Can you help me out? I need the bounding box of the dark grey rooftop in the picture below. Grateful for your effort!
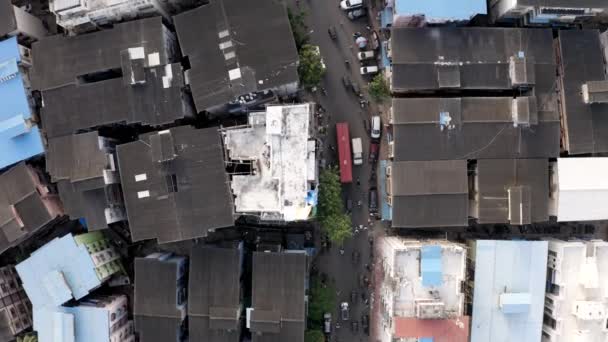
[30,17,170,91]
[134,316,184,342]
[391,160,468,228]
[134,256,184,318]
[117,126,234,244]
[40,63,192,139]
[0,0,16,37]
[0,163,60,254]
[476,159,549,225]
[557,30,608,155]
[189,246,241,342]
[391,97,560,161]
[390,27,555,93]
[173,0,299,112]
[517,0,608,7]
[251,251,306,342]
[46,132,122,230]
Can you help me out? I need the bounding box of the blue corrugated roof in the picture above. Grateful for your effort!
[470,240,548,342]
[394,0,486,21]
[34,305,111,342]
[16,234,102,310]
[379,160,392,220]
[0,37,44,169]
[421,245,442,287]
[420,338,434,342]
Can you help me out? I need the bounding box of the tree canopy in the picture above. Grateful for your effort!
[298,44,326,89]
[287,8,309,51]
[318,167,352,245]
[368,73,390,101]
[305,330,325,342]
[307,278,336,323]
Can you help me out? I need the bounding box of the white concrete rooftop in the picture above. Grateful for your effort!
[379,237,466,319]
[222,103,315,221]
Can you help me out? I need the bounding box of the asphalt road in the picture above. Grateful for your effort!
[291,0,382,341]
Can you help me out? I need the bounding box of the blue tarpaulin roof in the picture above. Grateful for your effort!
[421,245,442,287]
[420,338,434,342]
[395,0,486,21]
[0,37,44,169]
[379,160,392,220]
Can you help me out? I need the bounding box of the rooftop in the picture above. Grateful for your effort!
[40,62,192,139]
[470,240,548,342]
[555,157,608,222]
[222,104,316,221]
[390,160,468,228]
[46,132,124,230]
[30,17,171,91]
[0,37,44,169]
[475,159,549,225]
[0,162,63,255]
[250,251,306,342]
[33,295,134,342]
[543,239,608,342]
[134,254,187,342]
[0,0,16,37]
[117,126,234,243]
[557,30,608,155]
[390,27,556,93]
[189,246,241,342]
[391,97,560,161]
[393,0,486,22]
[15,232,107,310]
[173,0,299,112]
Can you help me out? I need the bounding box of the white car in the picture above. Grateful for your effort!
[357,50,375,61]
[360,65,379,75]
[371,115,381,139]
[340,0,362,10]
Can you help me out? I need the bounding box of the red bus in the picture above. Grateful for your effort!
[336,122,353,183]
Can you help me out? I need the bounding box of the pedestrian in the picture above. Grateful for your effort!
[356,177,360,186]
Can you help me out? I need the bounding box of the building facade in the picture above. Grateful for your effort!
[490,0,608,25]
[0,265,31,341]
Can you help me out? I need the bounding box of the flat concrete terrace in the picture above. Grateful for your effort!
[222,104,315,221]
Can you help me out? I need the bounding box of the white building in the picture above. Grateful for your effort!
[490,0,608,25]
[543,239,608,342]
[550,158,608,222]
[376,237,469,342]
[50,0,198,33]
[221,104,317,222]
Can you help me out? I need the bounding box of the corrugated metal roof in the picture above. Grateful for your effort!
[421,245,442,287]
[394,0,487,21]
[0,37,44,169]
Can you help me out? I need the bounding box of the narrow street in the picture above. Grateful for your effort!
[288,0,384,341]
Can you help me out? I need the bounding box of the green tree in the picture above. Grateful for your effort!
[305,329,325,342]
[298,44,326,89]
[318,167,352,245]
[308,278,336,323]
[369,73,390,101]
[287,8,309,51]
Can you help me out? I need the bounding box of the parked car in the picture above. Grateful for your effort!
[361,314,369,335]
[347,8,367,20]
[340,0,363,10]
[368,187,378,214]
[351,320,359,332]
[371,115,381,139]
[351,290,358,304]
[340,302,350,320]
[324,313,332,334]
[368,142,379,164]
[328,25,337,40]
[360,65,379,75]
[357,50,375,61]
[342,75,352,89]
[351,81,361,97]
[351,251,360,264]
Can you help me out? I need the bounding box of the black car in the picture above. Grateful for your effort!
[328,25,337,40]
[347,8,367,20]
[351,290,358,304]
[351,321,359,332]
[368,187,378,214]
[342,75,352,88]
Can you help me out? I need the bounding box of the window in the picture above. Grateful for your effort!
[165,174,178,193]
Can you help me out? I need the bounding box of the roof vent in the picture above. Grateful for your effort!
[120,47,146,86]
[582,80,608,104]
[150,130,176,163]
[512,97,538,127]
[509,54,535,88]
